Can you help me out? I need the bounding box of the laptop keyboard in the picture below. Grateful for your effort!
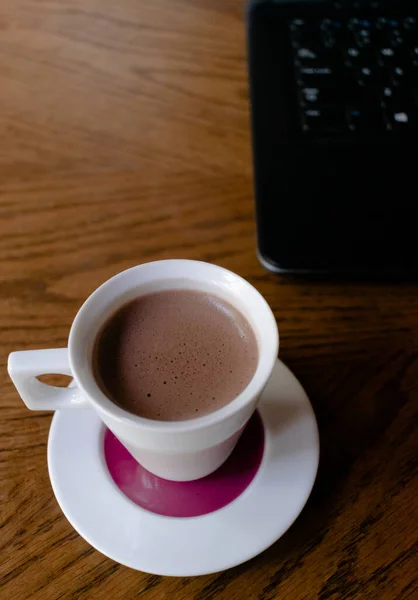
[289,16,418,133]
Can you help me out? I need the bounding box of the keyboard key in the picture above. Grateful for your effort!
[347,108,385,132]
[348,17,374,47]
[294,48,337,68]
[375,66,411,91]
[403,17,417,30]
[297,66,334,80]
[290,23,323,52]
[299,83,340,106]
[388,66,408,85]
[295,47,319,61]
[412,82,418,105]
[345,79,378,107]
[380,85,414,108]
[289,18,306,30]
[344,46,376,66]
[351,65,379,86]
[403,19,418,51]
[320,18,343,48]
[302,108,347,133]
[385,109,417,131]
[378,46,407,65]
[375,18,404,47]
[403,17,417,40]
[355,28,373,48]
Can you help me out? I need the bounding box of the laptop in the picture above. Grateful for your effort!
[248,0,418,276]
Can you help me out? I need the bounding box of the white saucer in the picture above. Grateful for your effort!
[48,360,319,576]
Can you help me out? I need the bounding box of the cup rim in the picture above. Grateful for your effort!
[68,260,279,433]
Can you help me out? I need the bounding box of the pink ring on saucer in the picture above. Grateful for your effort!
[104,412,264,517]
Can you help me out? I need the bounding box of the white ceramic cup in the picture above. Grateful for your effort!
[8,260,279,481]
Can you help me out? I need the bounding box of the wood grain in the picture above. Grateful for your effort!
[1,1,417,599]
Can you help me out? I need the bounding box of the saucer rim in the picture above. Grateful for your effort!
[48,359,319,576]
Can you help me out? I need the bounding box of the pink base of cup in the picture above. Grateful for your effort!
[104,412,264,518]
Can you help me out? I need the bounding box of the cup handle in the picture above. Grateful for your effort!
[8,348,87,411]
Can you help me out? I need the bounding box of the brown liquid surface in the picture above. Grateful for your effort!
[94,290,258,421]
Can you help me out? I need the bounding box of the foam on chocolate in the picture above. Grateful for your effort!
[94,289,258,421]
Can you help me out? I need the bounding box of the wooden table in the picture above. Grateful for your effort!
[1,1,417,598]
